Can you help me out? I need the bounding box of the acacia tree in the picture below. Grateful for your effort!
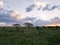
[23,22,33,27]
[13,24,20,27]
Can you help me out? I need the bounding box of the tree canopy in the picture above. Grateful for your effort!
[13,24,20,27]
[23,22,33,27]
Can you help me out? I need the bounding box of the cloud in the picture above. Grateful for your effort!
[0,7,38,26]
[22,16,60,26]
[46,17,60,26]
[42,5,59,11]
[0,8,26,26]
[32,19,50,26]
[0,1,60,26]
[10,10,25,20]
[0,1,26,23]
[26,2,60,12]
[26,4,35,12]
[28,17,60,26]
[50,17,60,24]
[23,16,36,21]
[0,1,4,9]
[0,9,60,26]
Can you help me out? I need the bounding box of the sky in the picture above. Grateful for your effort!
[0,0,60,26]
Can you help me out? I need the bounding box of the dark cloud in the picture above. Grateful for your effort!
[0,8,25,25]
[42,5,59,11]
[50,17,60,24]
[26,3,60,12]
[26,4,35,12]
[32,19,50,26]
[23,16,36,21]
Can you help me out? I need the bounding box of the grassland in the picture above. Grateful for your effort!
[0,26,60,45]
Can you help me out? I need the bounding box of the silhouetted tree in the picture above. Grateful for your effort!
[23,22,33,27]
[13,24,20,27]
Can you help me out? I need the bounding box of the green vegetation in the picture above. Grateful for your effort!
[0,26,60,45]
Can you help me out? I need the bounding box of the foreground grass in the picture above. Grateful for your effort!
[0,26,60,45]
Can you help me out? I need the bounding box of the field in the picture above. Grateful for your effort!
[0,26,60,45]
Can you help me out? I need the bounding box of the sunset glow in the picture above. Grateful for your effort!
[47,24,60,26]
[34,1,46,7]
[16,15,25,20]
[0,1,4,8]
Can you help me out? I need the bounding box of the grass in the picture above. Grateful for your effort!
[0,26,60,45]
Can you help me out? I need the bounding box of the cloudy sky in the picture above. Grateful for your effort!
[0,0,60,26]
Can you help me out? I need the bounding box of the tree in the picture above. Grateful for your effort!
[13,24,20,27]
[23,22,33,27]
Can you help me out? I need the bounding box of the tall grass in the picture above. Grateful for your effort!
[0,26,60,45]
